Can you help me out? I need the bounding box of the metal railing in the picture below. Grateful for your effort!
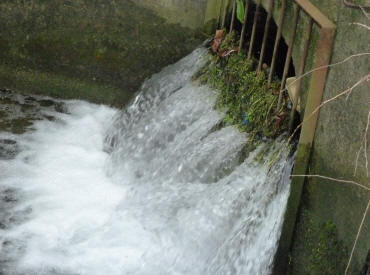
[219,0,336,273]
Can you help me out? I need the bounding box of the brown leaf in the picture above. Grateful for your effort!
[211,29,224,53]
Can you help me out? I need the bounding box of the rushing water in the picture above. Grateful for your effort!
[0,47,294,275]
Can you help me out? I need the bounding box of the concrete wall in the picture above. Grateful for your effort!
[0,0,203,106]
[253,1,370,273]
[135,0,224,30]
[135,0,207,29]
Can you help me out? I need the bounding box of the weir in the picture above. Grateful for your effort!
[1,0,369,274]
[0,47,295,274]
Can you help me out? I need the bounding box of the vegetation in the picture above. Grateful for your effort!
[196,32,290,143]
[0,0,202,106]
[290,208,347,275]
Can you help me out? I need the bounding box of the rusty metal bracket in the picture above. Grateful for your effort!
[273,0,336,274]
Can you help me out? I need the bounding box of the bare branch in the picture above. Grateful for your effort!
[351,22,370,30]
[354,135,364,176]
[284,53,370,96]
[291,174,370,192]
[365,110,370,177]
[288,73,370,144]
[345,198,370,275]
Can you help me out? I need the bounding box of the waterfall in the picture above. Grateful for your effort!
[0,47,294,275]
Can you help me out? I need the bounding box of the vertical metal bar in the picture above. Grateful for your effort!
[268,0,287,86]
[273,1,336,274]
[239,0,250,50]
[289,18,313,132]
[273,27,336,275]
[229,0,237,33]
[221,0,228,29]
[247,0,261,59]
[277,4,300,111]
[257,0,274,71]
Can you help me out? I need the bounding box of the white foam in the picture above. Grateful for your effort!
[0,48,293,275]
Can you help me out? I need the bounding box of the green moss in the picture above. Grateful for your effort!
[196,33,289,144]
[0,0,202,105]
[289,208,347,275]
[218,31,238,53]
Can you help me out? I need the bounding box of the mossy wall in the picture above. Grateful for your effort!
[250,1,370,273]
[134,0,208,29]
[0,0,203,106]
[135,0,225,32]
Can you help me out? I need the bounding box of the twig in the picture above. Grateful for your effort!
[291,174,370,192]
[351,22,370,30]
[283,53,370,96]
[354,135,364,176]
[345,198,370,275]
[288,73,370,144]
[344,0,370,10]
[364,110,370,177]
[360,5,370,20]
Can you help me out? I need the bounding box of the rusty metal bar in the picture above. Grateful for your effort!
[295,0,335,29]
[229,0,237,33]
[273,1,336,274]
[289,18,313,132]
[221,0,229,29]
[268,0,287,86]
[247,0,261,59]
[277,4,300,111]
[239,0,250,50]
[257,0,274,72]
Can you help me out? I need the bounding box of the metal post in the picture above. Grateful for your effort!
[289,18,313,132]
[221,0,229,29]
[229,0,237,33]
[247,0,261,59]
[277,4,300,111]
[268,0,287,86]
[257,0,274,72]
[273,1,336,273]
[239,0,250,51]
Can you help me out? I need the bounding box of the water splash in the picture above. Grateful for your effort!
[0,47,294,275]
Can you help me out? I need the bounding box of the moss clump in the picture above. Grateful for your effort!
[218,30,238,53]
[289,209,347,275]
[197,33,289,143]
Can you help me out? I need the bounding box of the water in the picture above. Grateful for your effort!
[0,47,294,275]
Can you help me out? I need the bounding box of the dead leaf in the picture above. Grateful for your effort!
[211,29,224,53]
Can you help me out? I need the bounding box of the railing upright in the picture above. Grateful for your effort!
[257,0,274,72]
[268,0,287,87]
[289,18,313,132]
[239,0,250,50]
[247,0,261,59]
[229,0,237,33]
[277,4,300,111]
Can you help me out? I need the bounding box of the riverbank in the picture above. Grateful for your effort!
[0,0,203,107]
